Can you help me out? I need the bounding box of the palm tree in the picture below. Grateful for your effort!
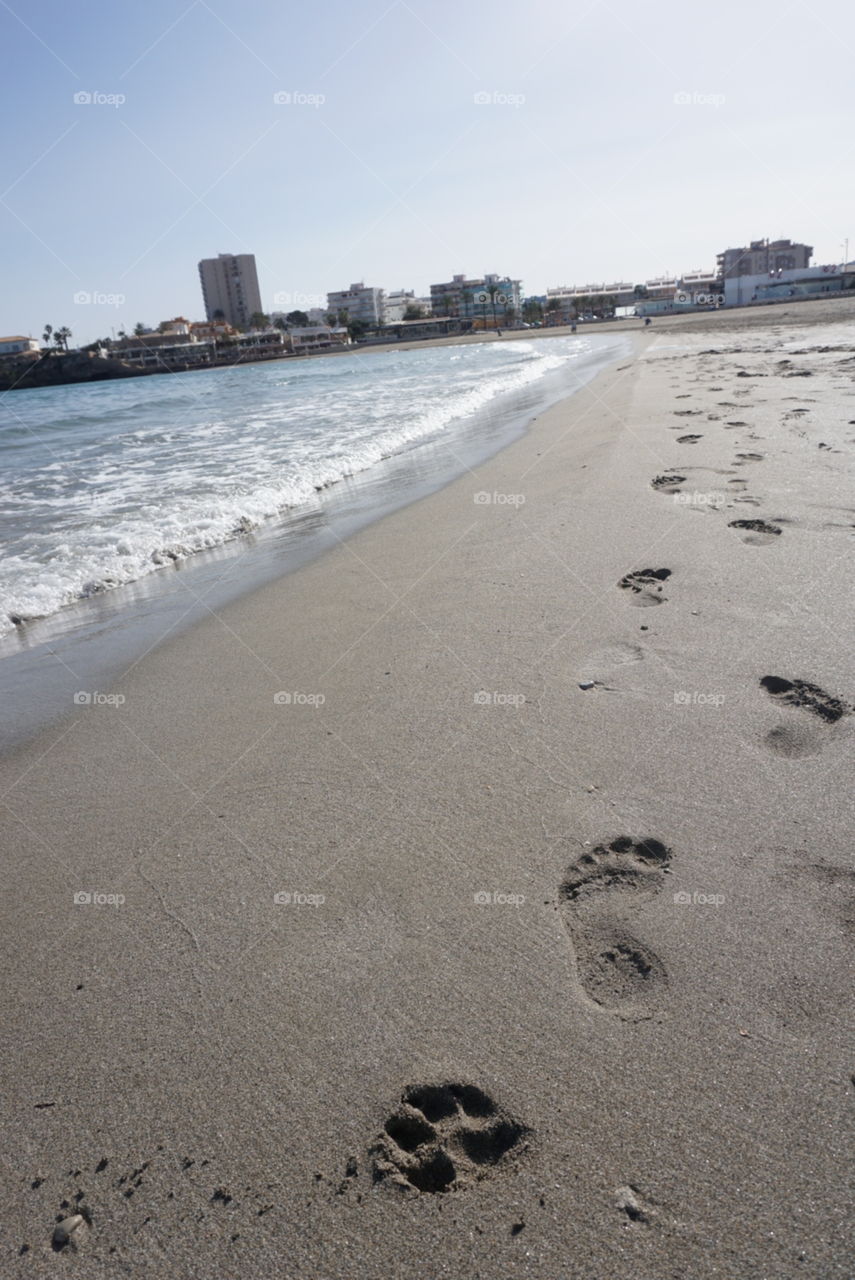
[55,326,72,351]
[42,324,53,349]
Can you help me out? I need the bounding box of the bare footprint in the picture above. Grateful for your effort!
[651,474,686,493]
[618,568,671,606]
[760,676,850,723]
[559,837,672,1019]
[728,518,782,544]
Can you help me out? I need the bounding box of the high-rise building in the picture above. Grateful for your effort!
[198,253,263,329]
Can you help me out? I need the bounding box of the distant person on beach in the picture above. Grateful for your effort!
[644,317,651,326]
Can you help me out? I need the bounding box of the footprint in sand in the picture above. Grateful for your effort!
[370,1084,529,1194]
[760,676,851,757]
[559,836,672,1020]
[728,518,782,545]
[618,568,671,606]
[760,676,850,723]
[676,434,703,444]
[651,474,686,493]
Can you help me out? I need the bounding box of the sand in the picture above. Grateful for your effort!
[2,298,854,1277]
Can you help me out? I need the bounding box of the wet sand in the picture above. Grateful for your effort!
[2,299,854,1277]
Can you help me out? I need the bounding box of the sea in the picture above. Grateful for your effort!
[0,333,628,746]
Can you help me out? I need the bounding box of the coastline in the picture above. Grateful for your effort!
[3,302,853,1277]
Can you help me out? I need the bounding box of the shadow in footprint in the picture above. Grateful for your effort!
[676,434,702,444]
[728,518,782,545]
[760,676,850,724]
[651,474,685,493]
[559,837,672,1020]
[618,568,671,607]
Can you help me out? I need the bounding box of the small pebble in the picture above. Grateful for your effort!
[578,680,595,690]
[53,1214,84,1247]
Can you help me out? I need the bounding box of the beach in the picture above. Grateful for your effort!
[2,299,853,1277]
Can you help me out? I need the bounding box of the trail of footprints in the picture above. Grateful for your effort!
[29,361,855,1252]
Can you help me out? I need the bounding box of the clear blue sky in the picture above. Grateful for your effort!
[1,0,851,344]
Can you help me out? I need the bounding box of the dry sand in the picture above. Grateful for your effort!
[2,299,854,1277]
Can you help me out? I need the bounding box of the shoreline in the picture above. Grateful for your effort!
[0,332,630,753]
[3,300,853,1276]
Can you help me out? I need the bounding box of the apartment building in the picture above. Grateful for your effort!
[717,239,812,280]
[198,253,263,329]
[430,274,521,325]
[326,282,385,326]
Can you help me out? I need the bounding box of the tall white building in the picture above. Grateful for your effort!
[198,253,263,329]
[326,282,385,326]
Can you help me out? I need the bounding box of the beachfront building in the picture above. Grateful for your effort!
[326,282,385,326]
[674,269,722,304]
[429,274,521,327]
[0,335,40,356]
[289,325,351,354]
[545,282,635,322]
[198,253,263,330]
[723,261,855,308]
[383,290,432,323]
[717,239,812,283]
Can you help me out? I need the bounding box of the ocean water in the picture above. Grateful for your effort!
[0,335,610,637]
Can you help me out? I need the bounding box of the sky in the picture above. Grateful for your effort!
[1,0,851,345]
